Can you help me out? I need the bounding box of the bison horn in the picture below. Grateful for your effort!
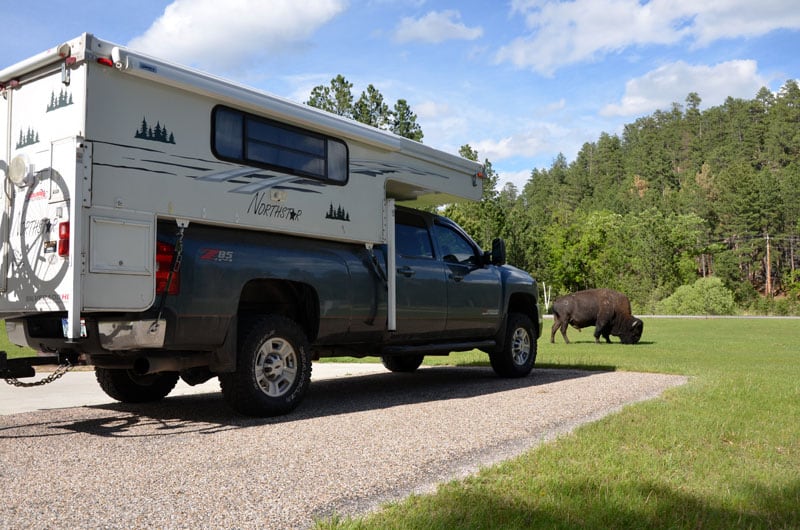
[632,321,640,327]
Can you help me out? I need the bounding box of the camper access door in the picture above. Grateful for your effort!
[0,53,87,339]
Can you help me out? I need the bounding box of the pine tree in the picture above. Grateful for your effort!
[306,75,354,118]
[391,99,423,142]
[353,85,390,129]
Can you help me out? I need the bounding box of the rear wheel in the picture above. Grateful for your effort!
[95,367,179,403]
[220,315,312,417]
[490,313,536,377]
[381,354,424,373]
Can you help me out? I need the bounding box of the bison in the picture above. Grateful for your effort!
[550,288,643,344]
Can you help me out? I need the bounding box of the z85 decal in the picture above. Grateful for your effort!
[199,249,234,263]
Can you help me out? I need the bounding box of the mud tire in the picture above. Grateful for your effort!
[219,315,312,417]
[95,367,179,403]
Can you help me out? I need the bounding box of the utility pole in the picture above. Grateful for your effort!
[765,234,772,297]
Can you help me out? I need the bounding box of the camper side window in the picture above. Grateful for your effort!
[212,106,348,184]
[214,108,243,159]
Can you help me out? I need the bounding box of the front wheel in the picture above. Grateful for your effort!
[95,367,179,403]
[220,315,312,417]
[490,313,536,378]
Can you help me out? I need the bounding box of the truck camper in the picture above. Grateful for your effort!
[0,34,541,415]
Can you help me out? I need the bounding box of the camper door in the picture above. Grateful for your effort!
[0,65,86,338]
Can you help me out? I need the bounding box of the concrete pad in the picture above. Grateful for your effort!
[0,362,389,415]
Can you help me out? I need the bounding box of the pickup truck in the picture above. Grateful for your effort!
[5,206,541,416]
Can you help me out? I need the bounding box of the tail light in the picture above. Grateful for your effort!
[57,222,70,257]
[155,241,180,295]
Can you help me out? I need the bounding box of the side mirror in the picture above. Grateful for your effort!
[491,238,506,265]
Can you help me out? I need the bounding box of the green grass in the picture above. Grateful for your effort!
[316,318,800,529]
[0,324,35,359]
[5,318,799,527]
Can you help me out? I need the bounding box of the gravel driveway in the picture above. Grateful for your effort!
[0,365,686,529]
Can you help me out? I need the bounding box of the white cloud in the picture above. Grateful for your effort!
[601,60,766,117]
[497,0,800,75]
[420,112,471,151]
[542,98,566,114]
[411,90,581,177]
[394,10,483,44]
[496,169,533,192]
[474,136,531,161]
[472,121,569,162]
[415,100,452,119]
[281,73,341,105]
[688,0,800,46]
[128,0,346,73]
[400,93,589,189]
[497,0,683,75]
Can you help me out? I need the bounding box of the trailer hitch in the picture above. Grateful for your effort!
[1,352,73,387]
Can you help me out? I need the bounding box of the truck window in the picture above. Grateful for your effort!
[433,222,478,264]
[212,106,348,184]
[395,210,434,259]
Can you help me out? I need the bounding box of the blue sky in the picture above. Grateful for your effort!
[3,0,799,190]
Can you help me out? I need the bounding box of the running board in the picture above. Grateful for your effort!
[381,340,495,356]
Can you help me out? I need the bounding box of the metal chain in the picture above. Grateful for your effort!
[3,360,72,387]
[172,225,185,276]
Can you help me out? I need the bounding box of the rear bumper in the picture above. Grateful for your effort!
[96,320,166,350]
[5,316,166,354]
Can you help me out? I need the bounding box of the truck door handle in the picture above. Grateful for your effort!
[450,273,464,282]
[397,266,416,277]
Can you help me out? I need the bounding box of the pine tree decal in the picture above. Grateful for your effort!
[134,116,176,144]
[16,127,40,148]
[46,89,74,112]
[325,203,350,221]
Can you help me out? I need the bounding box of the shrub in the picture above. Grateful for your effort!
[787,270,800,301]
[657,277,737,315]
[745,296,800,316]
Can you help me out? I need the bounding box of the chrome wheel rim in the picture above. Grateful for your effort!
[511,327,531,366]
[253,337,298,397]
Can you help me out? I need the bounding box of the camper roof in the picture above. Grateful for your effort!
[1,33,485,205]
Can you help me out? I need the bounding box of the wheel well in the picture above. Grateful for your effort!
[237,279,319,341]
[508,292,539,335]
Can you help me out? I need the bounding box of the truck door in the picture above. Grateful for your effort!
[392,209,447,339]
[432,220,502,338]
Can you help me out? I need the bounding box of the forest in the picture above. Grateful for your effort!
[307,77,800,314]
